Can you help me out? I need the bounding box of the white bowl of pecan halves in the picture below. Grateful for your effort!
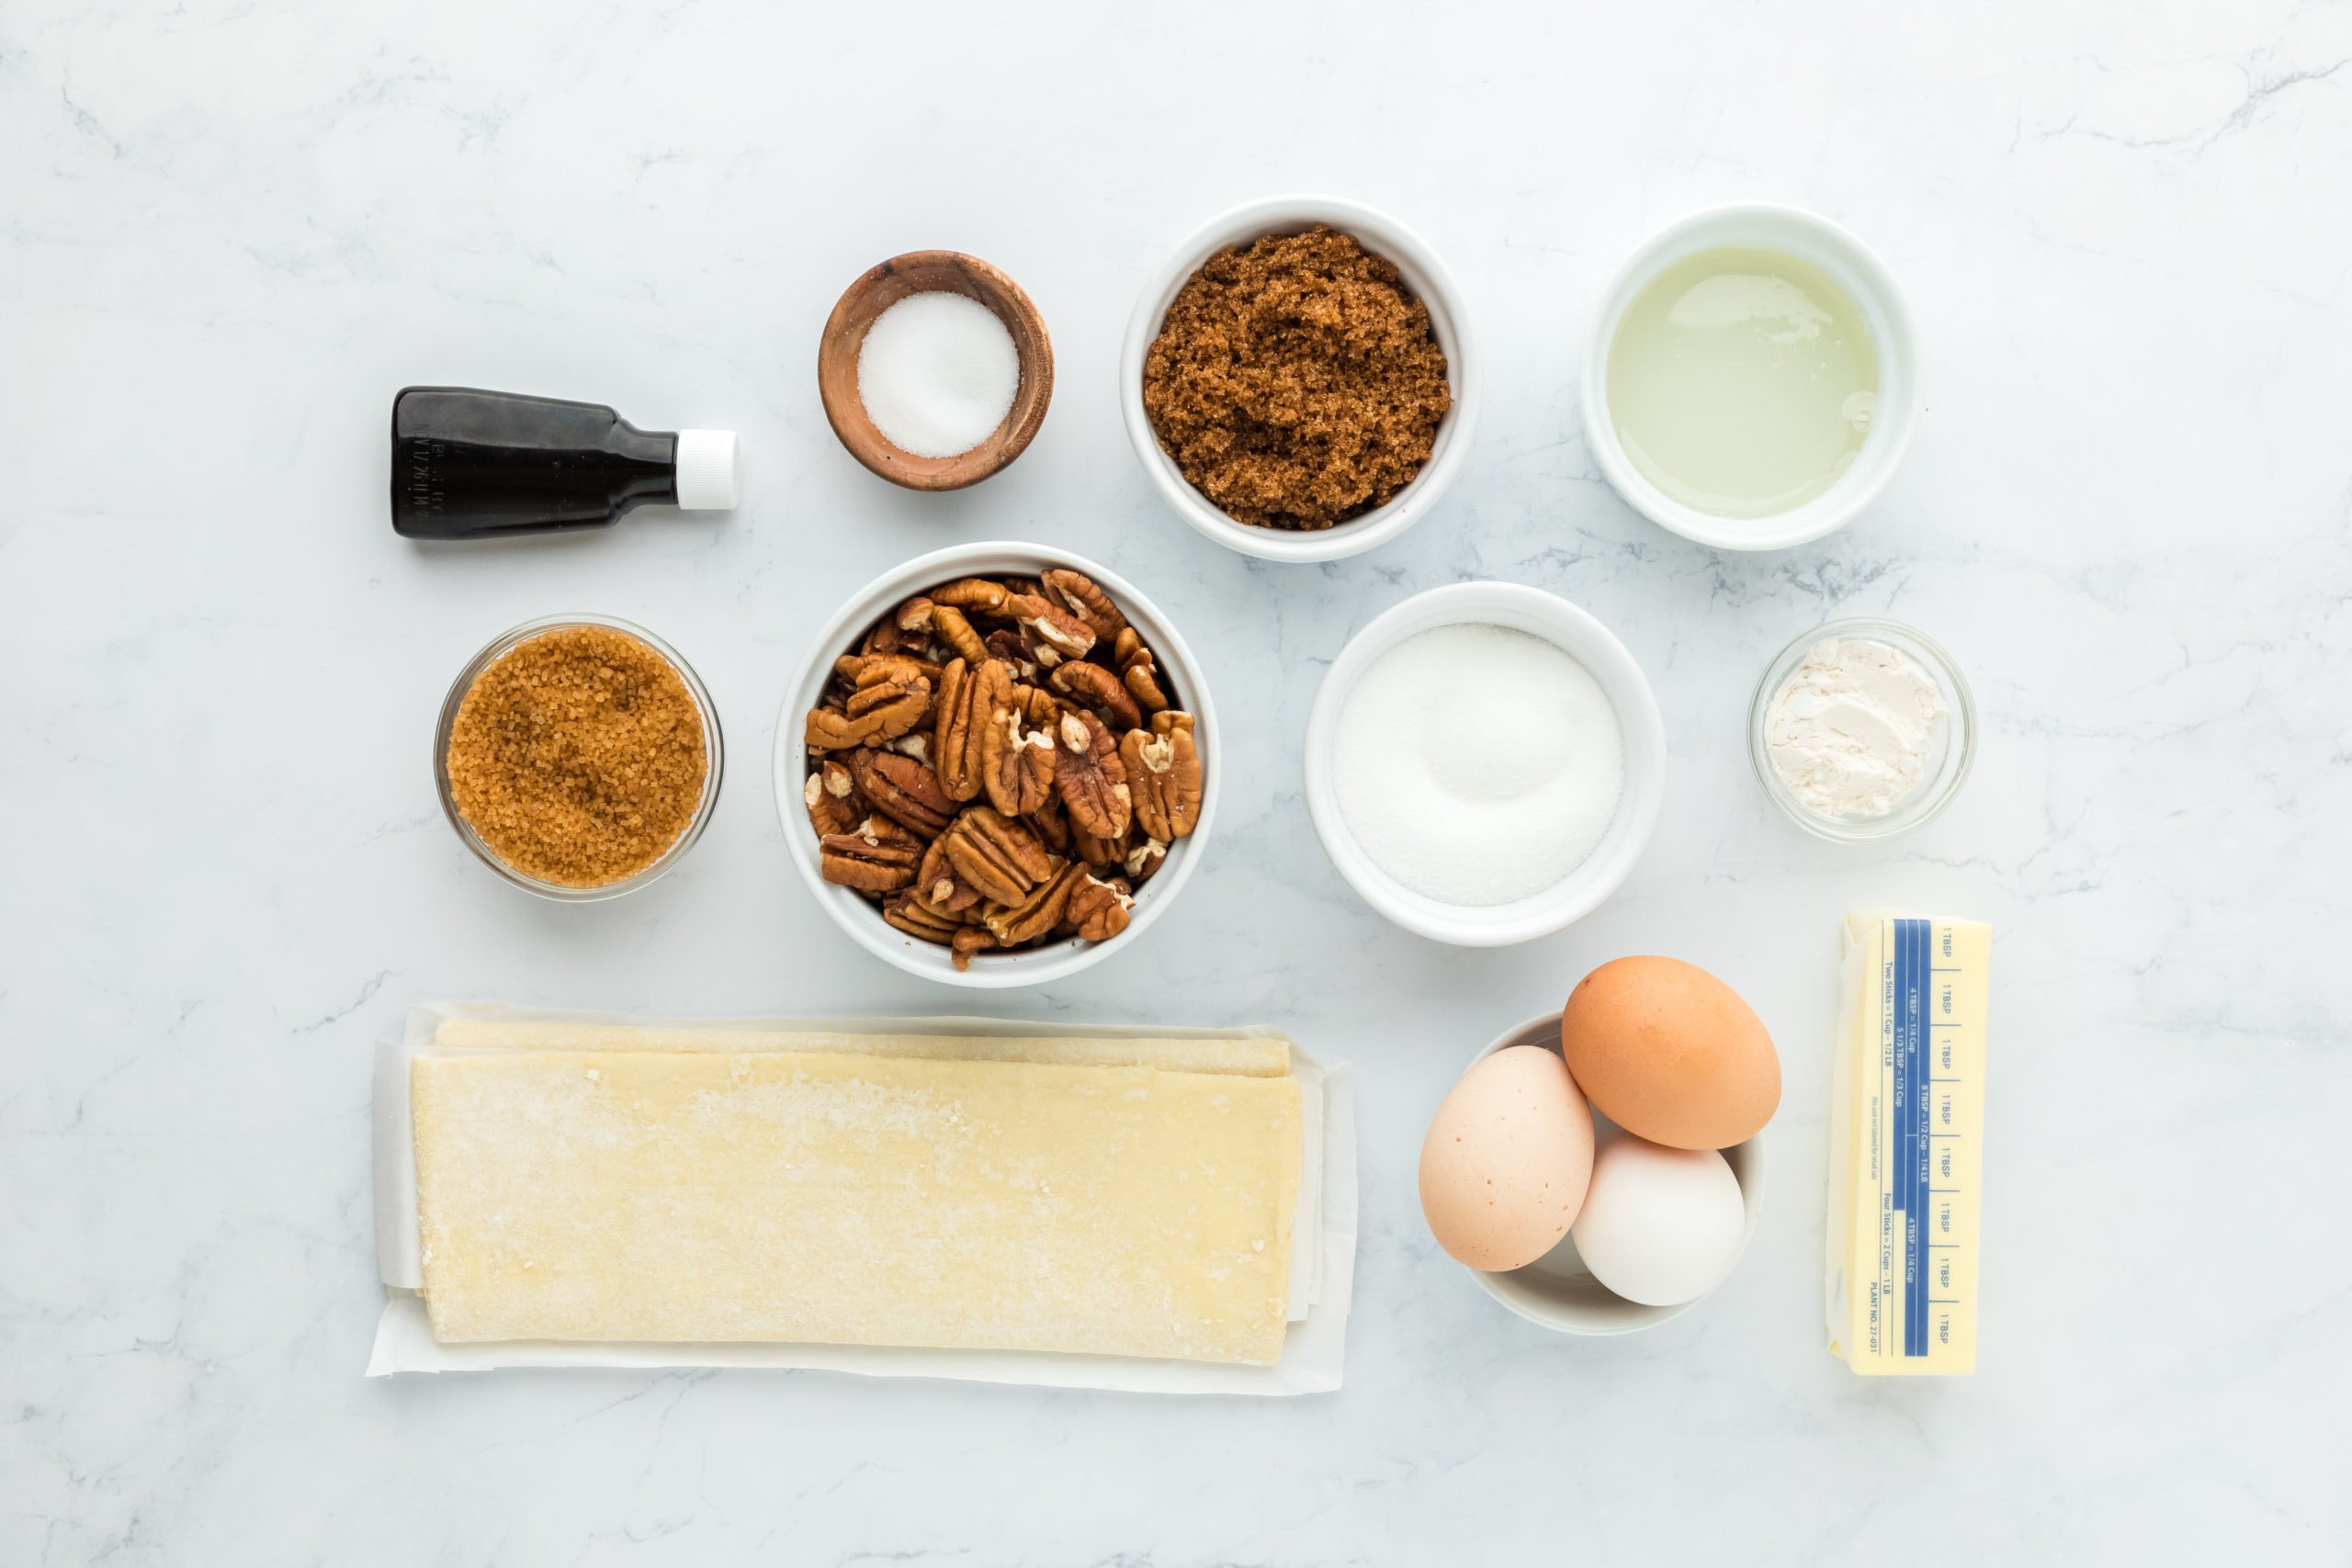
[775,543,1216,987]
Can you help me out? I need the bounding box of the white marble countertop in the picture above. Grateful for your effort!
[6,1,2349,1562]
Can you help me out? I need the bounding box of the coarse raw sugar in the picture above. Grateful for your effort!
[1142,226,1452,531]
[445,625,709,887]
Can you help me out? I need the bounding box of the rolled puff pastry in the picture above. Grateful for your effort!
[413,1049,1300,1365]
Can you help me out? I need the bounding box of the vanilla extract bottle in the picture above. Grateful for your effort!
[390,387,738,540]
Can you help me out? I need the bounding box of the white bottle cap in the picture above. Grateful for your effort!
[673,430,739,511]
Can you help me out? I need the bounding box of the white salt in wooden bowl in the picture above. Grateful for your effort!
[818,251,1053,491]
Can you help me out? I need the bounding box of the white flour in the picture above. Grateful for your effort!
[1333,624,1623,906]
[1764,637,1947,817]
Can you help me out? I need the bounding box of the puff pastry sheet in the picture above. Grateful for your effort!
[432,1016,1292,1076]
[413,1048,1301,1365]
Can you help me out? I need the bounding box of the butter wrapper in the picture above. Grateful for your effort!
[1826,915,1990,1375]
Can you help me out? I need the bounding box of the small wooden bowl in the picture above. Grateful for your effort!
[817,251,1054,491]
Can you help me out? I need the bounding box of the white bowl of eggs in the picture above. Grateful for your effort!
[1419,958,1777,1335]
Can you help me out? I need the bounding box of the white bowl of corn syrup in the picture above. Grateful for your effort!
[1583,204,1918,552]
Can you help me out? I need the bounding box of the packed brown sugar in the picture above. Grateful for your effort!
[1142,227,1452,531]
[445,626,708,886]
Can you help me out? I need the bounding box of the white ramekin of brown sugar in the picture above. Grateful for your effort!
[1121,194,1481,564]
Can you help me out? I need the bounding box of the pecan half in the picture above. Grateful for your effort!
[1009,682,1060,729]
[1114,627,1170,714]
[1023,794,1071,855]
[933,657,1013,804]
[982,860,1082,945]
[929,604,989,667]
[981,702,1057,818]
[949,926,999,971]
[834,652,944,691]
[1053,708,1132,840]
[820,815,922,892]
[1048,658,1143,731]
[940,806,1054,906]
[803,757,865,838]
[985,628,1039,679]
[850,748,955,838]
[1122,711,1203,841]
[1124,835,1169,883]
[807,660,932,751]
[882,892,963,945]
[1124,662,1168,715]
[1004,592,1096,665]
[933,659,975,795]
[933,577,1011,616]
[988,719,1053,818]
[1071,818,1130,869]
[1066,873,1135,943]
[1041,568,1127,644]
[914,835,980,913]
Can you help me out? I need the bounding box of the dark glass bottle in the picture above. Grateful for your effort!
[390,387,737,540]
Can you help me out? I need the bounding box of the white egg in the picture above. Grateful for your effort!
[1570,1134,1747,1307]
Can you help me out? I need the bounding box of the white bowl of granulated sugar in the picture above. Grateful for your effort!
[1303,581,1666,946]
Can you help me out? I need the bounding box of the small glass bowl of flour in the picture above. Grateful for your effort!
[1748,618,1975,841]
[1306,582,1666,945]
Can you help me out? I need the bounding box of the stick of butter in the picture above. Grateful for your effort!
[1826,913,1990,1374]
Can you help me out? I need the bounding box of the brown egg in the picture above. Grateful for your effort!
[1560,956,1779,1150]
[1419,1045,1595,1271]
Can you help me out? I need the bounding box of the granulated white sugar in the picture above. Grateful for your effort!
[856,291,1020,458]
[1332,623,1624,906]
